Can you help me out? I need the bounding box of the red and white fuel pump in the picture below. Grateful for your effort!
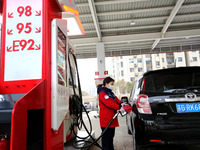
[0,0,85,149]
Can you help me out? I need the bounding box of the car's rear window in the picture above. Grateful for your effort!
[144,70,200,93]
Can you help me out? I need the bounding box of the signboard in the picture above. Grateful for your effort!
[95,71,99,76]
[104,71,108,75]
[5,0,43,81]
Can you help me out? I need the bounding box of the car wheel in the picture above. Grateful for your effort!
[132,126,140,150]
[132,126,148,150]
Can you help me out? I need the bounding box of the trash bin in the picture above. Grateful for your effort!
[0,140,9,150]
[0,132,10,150]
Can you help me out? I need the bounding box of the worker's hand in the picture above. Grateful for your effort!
[121,102,126,107]
[119,106,125,113]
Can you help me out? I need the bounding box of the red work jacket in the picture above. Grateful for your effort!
[99,91,123,128]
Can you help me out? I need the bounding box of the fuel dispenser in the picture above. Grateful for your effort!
[0,0,85,150]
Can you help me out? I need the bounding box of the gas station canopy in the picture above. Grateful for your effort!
[69,0,200,59]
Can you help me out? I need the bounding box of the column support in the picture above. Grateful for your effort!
[96,42,105,80]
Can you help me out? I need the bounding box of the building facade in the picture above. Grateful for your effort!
[111,51,200,82]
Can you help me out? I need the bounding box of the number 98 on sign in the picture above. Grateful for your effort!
[17,6,32,17]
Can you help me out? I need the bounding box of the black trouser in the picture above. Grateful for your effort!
[101,127,115,150]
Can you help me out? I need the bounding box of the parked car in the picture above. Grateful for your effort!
[125,67,200,150]
[83,102,92,113]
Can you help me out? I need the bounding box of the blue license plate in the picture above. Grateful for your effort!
[176,103,200,113]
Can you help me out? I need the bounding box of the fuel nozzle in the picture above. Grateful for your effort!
[119,105,133,117]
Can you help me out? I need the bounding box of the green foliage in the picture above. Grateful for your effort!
[82,91,89,96]
[127,82,134,93]
[113,80,134,94]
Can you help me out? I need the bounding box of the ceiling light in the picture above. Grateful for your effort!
[62,12,85,36]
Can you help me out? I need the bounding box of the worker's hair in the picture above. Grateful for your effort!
[103,77,115,86]
[97,84,103,88]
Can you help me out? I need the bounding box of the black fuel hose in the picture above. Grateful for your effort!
[68,52,102,149]
[68,52,121,149]
[73,111,120,149]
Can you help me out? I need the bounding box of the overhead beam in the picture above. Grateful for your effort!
[82,13,200,26]
[75,39,200,52]
[94,0,149,5]
[87,0,102,41]
[71,29,200,46]
[80,6,174,18]
[162,0,185,34]
[84,21,200,33]
[85,24,163,33]
[76,44,200,59]
[152,0,185,50]
[82,16,168,26]
[76,0,150,7]
[76,43,153,51]
[75,41,200,53]
[79,3,200,18]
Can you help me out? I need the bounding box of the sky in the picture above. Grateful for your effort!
[77,57,113,96]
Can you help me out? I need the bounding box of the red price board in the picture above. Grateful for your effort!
[5,0,43,81]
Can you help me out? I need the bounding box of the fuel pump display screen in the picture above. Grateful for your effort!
[51,19,69,131]
[57,28,67,86]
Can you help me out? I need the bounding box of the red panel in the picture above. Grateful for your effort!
[0,0,42,94]
[10,80,45,150]
[1,0,6,88]
[66,126,77,143]
[51,123,64,150]
[0,140,10,150]
[0,80,42,94]
[42,0,62,150]
[1,0,65,149]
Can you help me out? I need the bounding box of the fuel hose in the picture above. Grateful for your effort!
[68,51,123,149]
[68,51,102,149]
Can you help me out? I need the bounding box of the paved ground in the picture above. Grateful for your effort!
[84,111,133,150]
[65,111,200,150]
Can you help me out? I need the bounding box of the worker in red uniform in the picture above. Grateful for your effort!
[97,77,125,150]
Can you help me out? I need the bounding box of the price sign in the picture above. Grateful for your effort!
[5,0,43,81]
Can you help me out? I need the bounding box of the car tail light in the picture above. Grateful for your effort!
[136,94,152,114]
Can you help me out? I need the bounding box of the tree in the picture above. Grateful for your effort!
[113,80,134,94]
[82,91,89,96]
[127,82,134,93]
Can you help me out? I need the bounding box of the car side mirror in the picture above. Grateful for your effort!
[121,96,128,103]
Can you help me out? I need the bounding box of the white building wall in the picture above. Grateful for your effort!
[174,52,186,67]
[185,51,200,66]
[111,51,200,82]
[151,54,156,70]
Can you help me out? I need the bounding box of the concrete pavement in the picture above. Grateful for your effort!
[82,111,133,150]
[65,111,200,150]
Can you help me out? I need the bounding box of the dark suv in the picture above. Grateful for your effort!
[126,67,200,150]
